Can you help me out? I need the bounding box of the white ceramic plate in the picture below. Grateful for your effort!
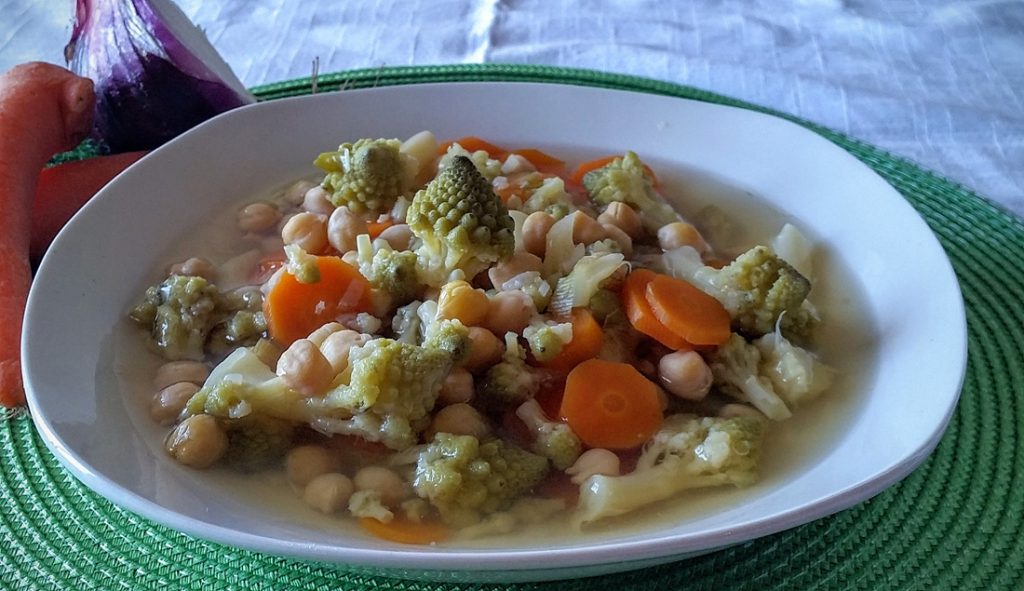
[22,82,967,583]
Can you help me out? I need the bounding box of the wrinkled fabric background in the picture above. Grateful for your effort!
[2,0,1021,217]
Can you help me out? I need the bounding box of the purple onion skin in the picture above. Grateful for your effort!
[66,0,254,153]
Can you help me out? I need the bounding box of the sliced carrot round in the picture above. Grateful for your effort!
[263,255,373,346]
[621,269,692,350]
[359,517,450,545]
[560,359,664,450]
[539,308,605,373]
[646,274,731,346]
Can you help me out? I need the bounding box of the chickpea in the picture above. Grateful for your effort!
[302,185,336,215]
[283,179,317,205]
[237,201,281,234]
[437,280,489,326]
[286,445,342,488]
[302,473,354,514]
[438,368,474,404]
[597,202,643,240]
[483,291,536,336]
[488,252,543,290]
[377,223,414,251]
[658,350,713,401]
[600,223,633,257]
[166,257,215,280]
[463,327,505,372]
[566,449,621,485]
[281,212,328,253]
[353,466,409,506]
[150,382,199,426]
[426,403,491,441]
[571,212,608,245]
[320,330,371,374]
[658,222,710,253]
[276,339,335,396]
[165,415,228,469]
[306,322,345,348]
[326,206,368,254]
[522,211,556,258]
[153,361,209,391]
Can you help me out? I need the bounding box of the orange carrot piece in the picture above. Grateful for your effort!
[569,155,617,186]
[366,219,395,239]
[359,517,450,545]
[539,308,604,372]
[438,136,507,158]
[0,63,95,407]
[646,274,732,346]
[263,256,373,346]
[509,148,566,175]
[560,359,664,450]
[621,269,692,351]
[31,151,147,261]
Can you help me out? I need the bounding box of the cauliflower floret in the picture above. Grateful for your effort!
[407,155,515,285]
[582,151,680,234]
[575,414,764,526]
[515,399,582,470]
[413,433,549,527]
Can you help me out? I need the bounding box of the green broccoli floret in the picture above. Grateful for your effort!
[413,433,550,527]
[314,338,454,449]
[475,333,543,412]
[575,413,764,526]
[315,138,409,213]
[407,155,515,284]
[222,414,295,472]
[515,399,582,470]
[582,151,680,234]
[130,275,219,360]
[664,245,815,339]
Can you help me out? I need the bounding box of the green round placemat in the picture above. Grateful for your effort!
[3,64,1022,590]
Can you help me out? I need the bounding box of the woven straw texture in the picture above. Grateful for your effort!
[2,64,1022,590]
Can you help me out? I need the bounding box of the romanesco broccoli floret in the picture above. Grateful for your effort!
[314,338,453,449]
[476,333,543,412]
[664,245,815,339]
[422,318,472,367]
[206,286,268,354]
[355,235,421,307]
[315,138,410,213]
[222,413,295,472]
[582,151,680,234]
[521,176,577,218]
[283,244,320,284]
[407,155,515,284]
[413,433,550,527]
[515,399,582,470]
[575,414,763,525]
[130,275,219,360]
[439,142,503,180]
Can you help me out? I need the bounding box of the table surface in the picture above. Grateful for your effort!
[2,0,1021,218]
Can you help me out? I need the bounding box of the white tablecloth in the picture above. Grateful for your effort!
[3,0,1021,217]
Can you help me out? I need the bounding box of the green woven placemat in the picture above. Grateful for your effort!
[3,64,1022,590]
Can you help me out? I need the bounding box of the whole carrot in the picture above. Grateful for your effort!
[0,62,95,407]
